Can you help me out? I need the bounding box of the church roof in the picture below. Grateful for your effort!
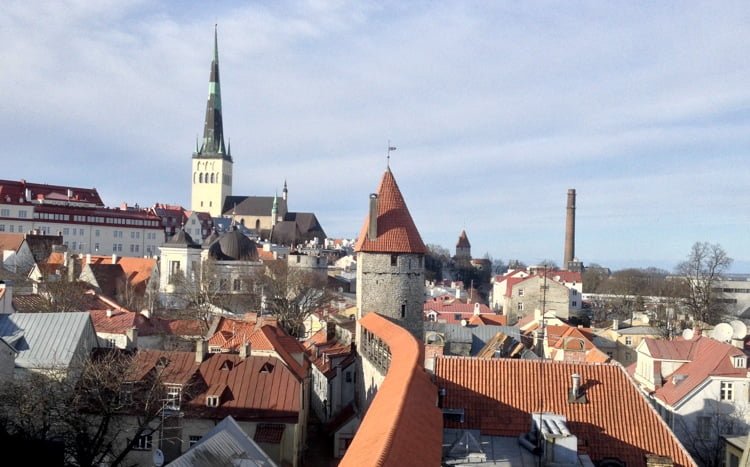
[194,26,230,161]
[354,168,426,254]
[208,228,259,261]
[222,195,287,218]
[456,229,471,248]
[164,229,201,248]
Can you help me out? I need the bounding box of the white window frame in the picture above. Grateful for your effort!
[166,384,182,410]
[721,381,734,401]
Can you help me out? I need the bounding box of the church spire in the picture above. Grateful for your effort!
[199,24,229,160]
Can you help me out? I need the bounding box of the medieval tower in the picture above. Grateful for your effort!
[355,167,427,341]
[454,229,472,261]
[191,26,233,217]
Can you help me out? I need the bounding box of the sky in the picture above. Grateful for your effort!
[2,1,750,272]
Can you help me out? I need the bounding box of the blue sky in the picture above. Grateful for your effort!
[2,1,749,272]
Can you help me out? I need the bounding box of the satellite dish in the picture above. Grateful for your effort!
[460,319,468,327]
[712,323,733,343]
[153,449,164,467]
[682,328,694,340]
[730,320,748,340]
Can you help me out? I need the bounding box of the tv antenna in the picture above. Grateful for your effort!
[387,140,396,168]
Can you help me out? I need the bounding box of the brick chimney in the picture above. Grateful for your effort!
[563,188,576,270]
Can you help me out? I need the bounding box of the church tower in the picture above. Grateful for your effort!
[355,167,427,340]
[191,26,233,217]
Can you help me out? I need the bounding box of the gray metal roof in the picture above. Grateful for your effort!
[616,326,663,336]
[169,415,276,467]
[0,312,97,369]
[424,322,521,355]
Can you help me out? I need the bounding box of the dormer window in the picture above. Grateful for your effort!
[732,355,747,369]
[206,395,220,407]
[260,362,275,374]
[165,385,182,410]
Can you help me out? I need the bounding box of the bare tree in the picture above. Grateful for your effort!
[36,276,93,313]
[675,242,733,325]
[0,350,173,467]
[250,260,332,338]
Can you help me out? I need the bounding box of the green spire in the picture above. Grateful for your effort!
[198,24,230,160]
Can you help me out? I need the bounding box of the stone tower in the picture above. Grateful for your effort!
[454,229,472,261]
[191,26,233,217]
[355,167,427,340]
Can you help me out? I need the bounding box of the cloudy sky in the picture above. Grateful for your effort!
[2,1,749,272]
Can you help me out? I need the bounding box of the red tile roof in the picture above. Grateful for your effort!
[340,313,442,467]
[0,233,25,252]
[303,328,354,378]
[647,335,748,406]
[132,350,301,422]
[456,230,470,248]
[434,357,695,467]
[354,168,427,254]
[468,314,508,326]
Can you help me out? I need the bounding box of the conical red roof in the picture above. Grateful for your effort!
[354,168,427,254]
[456,229,471,248]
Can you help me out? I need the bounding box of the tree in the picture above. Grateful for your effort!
[0,350,174,467]
[425,244,450,282]
[675,242,732,325]
[37,276,94,313]
[249,260,332,338]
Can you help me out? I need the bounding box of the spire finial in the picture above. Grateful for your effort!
[387,140,396,168]
[214,23,219,62]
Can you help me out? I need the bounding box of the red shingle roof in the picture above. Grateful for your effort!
[648,336,748,406]
[340,313,442,467]
[354,168,426,254]
[435,357,695,467]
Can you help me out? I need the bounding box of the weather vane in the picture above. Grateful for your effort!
[387,140,396,167]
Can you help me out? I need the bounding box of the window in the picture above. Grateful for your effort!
[18,210,27,218]
[401,304,406,318]
[517,302,524,311]
[625,337,633,346]
[134,434,153,450]
[94,243,99,251]
[206,395,220,407]
[63,228,69,235]
[166,385,181,410]
[0,208,9,216]
[0,225,4,232]
[233,279,241,291]
[120,382,134,405]
[721,381,734,401]
[189,435,201,448]
[391,254,398,266]
[571,301,577,307]
[8,225,13,232]
[95,229,100,237]
[345,372,353,383]
[170,261,181,275]
[518,288,524,297]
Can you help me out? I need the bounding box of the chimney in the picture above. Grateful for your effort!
[195,339,208,363]
[368,193,379,240]
[473,302,481,316]
[326,321,336,342]
[67,188,73,199]
[86,253,91,265]
[612,319,619,331]
[112,253,118,264]
[239,341,250,360]
[563,188,576,270]
[0,281,13,314]
[106,309,113,318]
[569,373,587,403]
[126,327,138,350]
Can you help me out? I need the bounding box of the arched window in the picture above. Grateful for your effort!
[255,219,261,230]
[193,172,196,183]
[199,173,203,183]
[210,173,215,183]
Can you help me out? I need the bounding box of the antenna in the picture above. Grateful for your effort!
[387,140,396,168]
[536,264,549,460]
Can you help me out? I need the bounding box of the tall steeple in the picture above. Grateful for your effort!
[199,24,230,160]
[191,26,234,217]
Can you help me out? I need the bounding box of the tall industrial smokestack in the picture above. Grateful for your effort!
[564,188,576,270]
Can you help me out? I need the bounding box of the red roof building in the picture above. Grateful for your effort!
[435,357,695,466]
